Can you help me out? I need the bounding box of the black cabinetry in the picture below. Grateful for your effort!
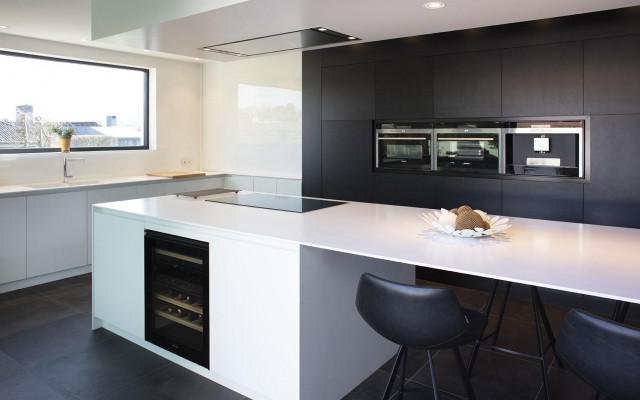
[502,42,583,117]
[584,34,640,115]
[435,176,502,214]
[374,58,434,119]
[321,64,374,120]
[321,121,374,201]
[434,50,501,118]
[502,180,583,222]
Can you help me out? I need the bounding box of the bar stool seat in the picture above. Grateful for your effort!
[556,309,640,400]
[356,273,487,400]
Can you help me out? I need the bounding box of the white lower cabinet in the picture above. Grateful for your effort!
[93,211,145,338]
[26,191,88,278]
[0,197,27,285]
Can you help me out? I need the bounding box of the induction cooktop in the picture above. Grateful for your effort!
[205,193,345,213]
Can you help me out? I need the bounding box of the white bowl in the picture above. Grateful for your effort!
[422,208,511,238]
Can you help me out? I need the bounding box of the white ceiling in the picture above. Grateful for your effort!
[1,0,639,62]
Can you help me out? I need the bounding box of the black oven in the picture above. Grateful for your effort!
[375,123,433,172]
[435,122,502,174]
[145,230,209,368]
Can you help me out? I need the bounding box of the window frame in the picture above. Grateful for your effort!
[0,50,150,154]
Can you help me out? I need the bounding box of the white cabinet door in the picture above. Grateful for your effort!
[93,211,145,338]
[26,191,88,278]
[87,186,139,263]
[0,197,27,284]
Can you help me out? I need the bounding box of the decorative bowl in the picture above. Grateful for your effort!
[421,208,511,238]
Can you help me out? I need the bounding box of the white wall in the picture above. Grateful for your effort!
[0,33,203,185]
[202,52,302,179]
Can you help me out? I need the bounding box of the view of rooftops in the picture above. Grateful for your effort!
[0,51,147,151]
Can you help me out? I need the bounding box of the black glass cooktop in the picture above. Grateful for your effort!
[205,193,345,213]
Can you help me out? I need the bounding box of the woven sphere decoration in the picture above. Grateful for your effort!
[457,205,473,214]
[449,208,459,215]
[455,210,489,231]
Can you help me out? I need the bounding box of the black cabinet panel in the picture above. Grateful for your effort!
[321,64,374,120]
[374,173,437,208]
[321,121,375,202]
[502,42,583,117]
[584,35,640,115]
[302,51,323,197]
[375,58,434,119]
[434,50,501,118]
[584,115,640,228]
[502,180,583,222]
[434,176,502,214]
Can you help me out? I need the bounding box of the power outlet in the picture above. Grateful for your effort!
[180,158,193,169]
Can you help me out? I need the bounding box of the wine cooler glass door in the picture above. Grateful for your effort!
[145,230,209,369]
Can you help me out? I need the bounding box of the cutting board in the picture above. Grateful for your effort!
[146,171,207,179]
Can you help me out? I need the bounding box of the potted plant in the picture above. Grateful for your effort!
[51,126,75,152]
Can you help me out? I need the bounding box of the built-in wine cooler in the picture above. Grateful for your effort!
[145,230,209,368]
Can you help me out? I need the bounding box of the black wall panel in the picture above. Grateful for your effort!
[321,121,374,202]
[321,63,374,120]
[435,177,503,215]
[374,173,438,208]
[374,58,434,120]
[502,180,583,222]
[584,115,640,228]
[502,42,583,117]
[302,51,323,197]
[434,50,502,118]
[584,34,640,115]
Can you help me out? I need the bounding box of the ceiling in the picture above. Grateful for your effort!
[1,0,640,62]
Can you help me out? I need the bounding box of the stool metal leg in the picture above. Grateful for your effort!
[532,287,551,400]
[382,346,405,400]
[468,279,500,375]
[612,301,630,323]
[453,347,477,400]
[398,347,407,399]
[427,350,439,400]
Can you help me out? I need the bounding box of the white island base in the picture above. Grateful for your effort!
[92,207,414,400]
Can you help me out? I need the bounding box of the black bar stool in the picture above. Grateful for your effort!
[556,309,640,400]
[469,281,564,400]
[355,273,488,400]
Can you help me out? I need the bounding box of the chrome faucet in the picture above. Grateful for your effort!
[63,154,85,184]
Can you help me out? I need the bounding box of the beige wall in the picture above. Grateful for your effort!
[0,33,203,185]
[202,52,302,179]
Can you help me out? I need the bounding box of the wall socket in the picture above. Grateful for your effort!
[180,158,193,169]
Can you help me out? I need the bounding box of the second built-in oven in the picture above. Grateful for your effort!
[375,123,433,172]
[435,122,503,174]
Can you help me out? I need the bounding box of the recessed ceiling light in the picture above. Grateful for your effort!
[317,27,327,32]
[81,39,89,42]
[0,25,8,29]
[347,36,357,40]
[143,49,151,53]
[424,1,445,9]
[194,57,201,60]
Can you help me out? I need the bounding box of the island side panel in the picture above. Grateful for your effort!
[300,246,415,400]
[92,210,145,337]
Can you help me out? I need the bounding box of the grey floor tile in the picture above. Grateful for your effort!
[0,350,25,382]
[0,313,114,368]
[0,292,79,339]
[0,370,70,400]
[41,282,92,315]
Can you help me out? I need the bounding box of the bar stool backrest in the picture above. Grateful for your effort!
[356,273,468,349]
[556,309,640,400]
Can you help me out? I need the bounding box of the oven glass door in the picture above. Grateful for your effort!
[436,132,500,173]
[377,134,431,171]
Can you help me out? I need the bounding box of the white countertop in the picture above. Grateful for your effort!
[95,194,640,304]
[0,172,226,197]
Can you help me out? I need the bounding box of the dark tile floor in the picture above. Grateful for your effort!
[0,274,599,400]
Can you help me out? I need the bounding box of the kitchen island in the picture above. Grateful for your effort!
[92,193,640,400]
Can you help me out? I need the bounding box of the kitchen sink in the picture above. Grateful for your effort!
[24,180,101,189]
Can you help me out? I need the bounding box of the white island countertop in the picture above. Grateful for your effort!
[95,194,640,304]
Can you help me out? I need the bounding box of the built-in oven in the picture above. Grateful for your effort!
[503,120,584,178]
[145,230,209,368]
[375,122,433,172]
[434,122,502,174]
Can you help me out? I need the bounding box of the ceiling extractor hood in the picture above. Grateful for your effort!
[200,28,359,57]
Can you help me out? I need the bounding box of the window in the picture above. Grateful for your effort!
[0,50,149,153]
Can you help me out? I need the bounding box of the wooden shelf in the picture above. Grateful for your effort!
[155,293,203,314]
[155,309,203,332]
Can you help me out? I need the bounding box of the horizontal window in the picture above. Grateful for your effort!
[0,50,149,153]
